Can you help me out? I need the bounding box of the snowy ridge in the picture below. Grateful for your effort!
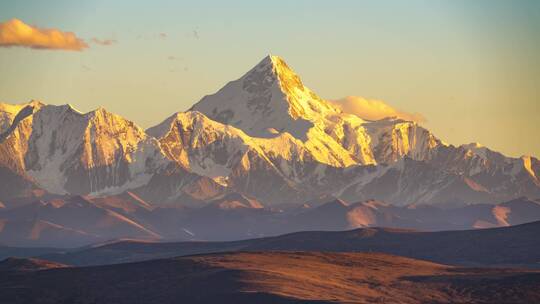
[0,103,168,196]
[190,55,448,167]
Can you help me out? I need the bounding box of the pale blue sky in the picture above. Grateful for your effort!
[0,0,539,157]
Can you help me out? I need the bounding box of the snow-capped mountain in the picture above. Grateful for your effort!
[0,102,167,198]
[192,55,366,166]
[0,55,538,207]
[190,55,443,167]
[185,55,539,205]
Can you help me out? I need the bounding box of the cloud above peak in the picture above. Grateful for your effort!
[0,18,88,51]
[329,96,426,123]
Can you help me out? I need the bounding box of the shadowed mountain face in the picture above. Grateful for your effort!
[0,252,538,304]
[40,221,540,268]
[291,196,540,231]
[0,195,163,247]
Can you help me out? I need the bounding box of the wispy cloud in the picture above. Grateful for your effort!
[91,38,117,46]
[329,96,426,122]
[0,18,88,51]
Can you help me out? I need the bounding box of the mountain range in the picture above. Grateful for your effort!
[1,58,539,302]
[1,55,540,250]
[1,55,539,209]
[1,191,539,247]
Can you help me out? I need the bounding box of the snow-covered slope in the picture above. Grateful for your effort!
[146,111,331,204]
[0,103,168,197]
[191,55,374,166]
[363,117,443,163]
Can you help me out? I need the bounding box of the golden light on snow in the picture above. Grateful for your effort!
[0,18,88,51]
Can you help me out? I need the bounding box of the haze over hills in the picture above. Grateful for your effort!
[28,220,540,268]
[1,194,540,247]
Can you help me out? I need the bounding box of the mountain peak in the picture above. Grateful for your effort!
[64,103,83,114]
[255,54,295,73]
[191,55,339,140]
[257,54,284,66]
[27,100,45,108]
[246,54,309,103]
[85,105,119,120]
[258,53,278,64]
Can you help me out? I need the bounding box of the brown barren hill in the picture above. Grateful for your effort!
[0,252,538,304]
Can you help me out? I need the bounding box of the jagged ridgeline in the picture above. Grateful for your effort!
[0,55,539,206]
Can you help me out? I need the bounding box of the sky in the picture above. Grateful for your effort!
[0,0,539,157]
